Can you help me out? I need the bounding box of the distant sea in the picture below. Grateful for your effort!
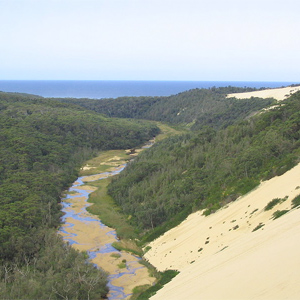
[0,80,297,99]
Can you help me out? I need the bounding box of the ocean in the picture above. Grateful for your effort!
[0,80,297,99]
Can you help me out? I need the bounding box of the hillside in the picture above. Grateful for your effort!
[146,162,300,299]
[0,92,159,299]
[2,86,300,299]
[133,87,300,299]
[101,88,300,298]
[107,91,300,243]
[57,87,275,130]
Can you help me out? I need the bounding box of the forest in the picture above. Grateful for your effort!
[57,87,300,243]
[0,92,159,299]
[2,86,300,299]
[58,87,274,130]
[107,91,300,242]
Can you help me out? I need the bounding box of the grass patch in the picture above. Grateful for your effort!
[219,246,228,252]
[138,259,159,278]
[131,285,152,300]
[133,270,179,300]
[250,208,258,215]
[203,203,221,217]
[272,210,289,219]
[264,196,288,211]
[252,223,265,232]
[79,149,129,176]
[291,194,300,208]
[112,240,143,257]
[117,259,127,269]
[154,122,186,142]
[86,177,138,240]
[143,246,152,254]
[110,253,121,259]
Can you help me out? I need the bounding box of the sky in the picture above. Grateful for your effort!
[0,0,299,81]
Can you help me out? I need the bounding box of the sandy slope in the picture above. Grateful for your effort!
[227,86,300,100]
[145,163,300,299]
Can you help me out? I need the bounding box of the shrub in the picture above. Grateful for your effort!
[272,210,289,219]
[291,195,300,208]
[264,197,287,211]
[252,223,265,232]
[135,270,179,300]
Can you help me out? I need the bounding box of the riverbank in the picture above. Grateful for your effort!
[59,146,156,299]
[59,122,184,299]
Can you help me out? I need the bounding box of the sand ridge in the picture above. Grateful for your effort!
[145,163,300,299]
[227,85,300,101]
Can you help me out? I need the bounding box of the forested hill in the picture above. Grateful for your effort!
[58,87,275,130]
[108,91,300,243]
[0,91,43,99]
[0,92,159,299]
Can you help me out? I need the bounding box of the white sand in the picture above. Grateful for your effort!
[227,86,300,101]
[145,163,300,299]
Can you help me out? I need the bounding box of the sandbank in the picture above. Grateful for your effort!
[227,86,300,101]
[93,251,155,295]
[81,166,125,182]
[60,150,156,297]
[145,163,300,299]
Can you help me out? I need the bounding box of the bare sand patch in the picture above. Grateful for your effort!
[227,86,300,101]
[81,173,114,182]
[61,217,115,252]
[74,185,97,191]
[81,165,96,171]
[151,208,300,300]
[100,156,127,167]
[145,163,300,299]
[93,250,156,293]
[112,266,155,296]
[81,165,125,182]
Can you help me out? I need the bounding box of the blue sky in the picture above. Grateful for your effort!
[0,0,299,81]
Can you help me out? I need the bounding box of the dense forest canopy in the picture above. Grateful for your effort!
[58,87,275,130]
[0,92,159,299]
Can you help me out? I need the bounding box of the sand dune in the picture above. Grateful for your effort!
[145,163,300,299]
[227,86,300,100]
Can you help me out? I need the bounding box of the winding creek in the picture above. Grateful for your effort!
[59,144,155,300]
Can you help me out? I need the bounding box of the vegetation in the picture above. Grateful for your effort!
[117,259,127,269]
[58,87,275,130]
[0,230,108,299]
[292,194,300,208]
[3,85,300,298]
[86,177,138,240]
[107,91,300,241]
[272,210,289,219]
[252,223,265,232]
[264,197,288,211]
[0,92,159,299]
[133,270,179,300]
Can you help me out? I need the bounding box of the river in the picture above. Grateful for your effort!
[59,145,155,299]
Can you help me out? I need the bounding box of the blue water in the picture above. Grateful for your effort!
[59,164,143,300]
[0,80,298,99]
